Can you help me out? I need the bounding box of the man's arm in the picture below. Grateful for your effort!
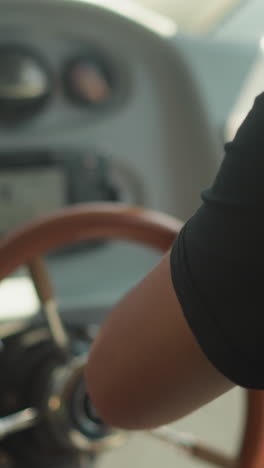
[86,93,264,429]
[85,252,233,430]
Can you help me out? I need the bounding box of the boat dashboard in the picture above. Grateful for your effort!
[0,0,261,323]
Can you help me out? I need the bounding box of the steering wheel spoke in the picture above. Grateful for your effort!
[148,426,235,467]
[0,408,39,441]
[27,257,70,356]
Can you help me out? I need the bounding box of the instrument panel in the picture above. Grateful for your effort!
[0,9,134,243]
[0,147,141,249]
[0,41,127,126]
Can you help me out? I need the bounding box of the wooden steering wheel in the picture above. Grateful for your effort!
[0,202,263,468]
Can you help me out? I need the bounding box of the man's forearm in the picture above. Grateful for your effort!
[85,252,233,430]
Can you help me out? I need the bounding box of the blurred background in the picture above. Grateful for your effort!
[117,0,243,34]
[0,0,263,467]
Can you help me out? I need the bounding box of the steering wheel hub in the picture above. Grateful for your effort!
[0,321,124,467]
[43,353,123,452]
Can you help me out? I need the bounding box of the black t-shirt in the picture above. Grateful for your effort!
[170,92,264,389]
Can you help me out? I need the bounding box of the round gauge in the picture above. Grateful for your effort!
[64,55,114,106]
[0,46,51,124]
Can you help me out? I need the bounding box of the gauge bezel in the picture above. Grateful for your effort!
[0,43,53,125]
[63,51,119,109]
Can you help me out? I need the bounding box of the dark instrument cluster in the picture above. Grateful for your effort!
[0,44,119,125]
[0,39,135,249]
[0,149,120,237]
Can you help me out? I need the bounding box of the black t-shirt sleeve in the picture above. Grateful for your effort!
[170,92,264,389]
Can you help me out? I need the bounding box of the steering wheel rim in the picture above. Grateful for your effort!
[0,201,264,468]
[0,203,181,279]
